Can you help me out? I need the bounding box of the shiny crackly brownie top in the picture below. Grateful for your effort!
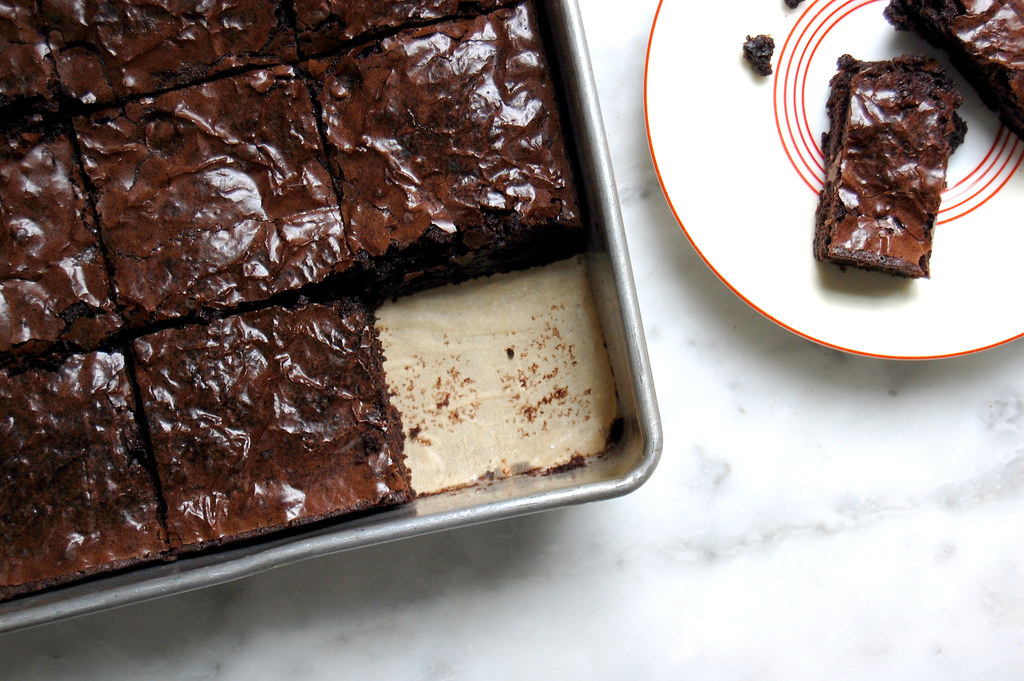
[75,66,350,325]
[0,351,167,598]
[951,0,1024,68]
[131,301,410,552]
[0,130,121,356]
[307,3,580,258]
[820,55,963,276]
[293,0,516,55]
[0,0,57,111]
[41,0,296,105]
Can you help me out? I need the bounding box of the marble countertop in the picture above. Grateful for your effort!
[3,1,1022,677]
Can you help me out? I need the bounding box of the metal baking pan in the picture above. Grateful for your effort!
[0,0,662,634]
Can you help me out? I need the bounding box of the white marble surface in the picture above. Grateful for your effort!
[3,1,1024,677]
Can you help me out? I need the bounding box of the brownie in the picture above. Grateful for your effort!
[293,0,516,56]
[305,3,582,295]
[815,55,966,278]
[131,300,411,553]
[0,127,121,360]
[743,34,775,76]
[0,351,168,601]
[0,0,58,118]
[41,0,296,106]
[74,66,350,326]
[885,0,1024,139]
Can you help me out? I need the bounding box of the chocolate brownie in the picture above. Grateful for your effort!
[885,0,1024,139]
[293,0,516,56]
[0,351,168,601]
[305,3,582,295]
[74,66,350,326]
[815,55,965,278]
[131,300,411,553]
[41,0,296,106]
[0,127,121,360]
[0,0,58,118]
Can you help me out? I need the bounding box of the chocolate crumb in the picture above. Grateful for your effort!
[409,426,422,440]
[785,0,805,8]
[743,34,775,77]
[506,347,515,359]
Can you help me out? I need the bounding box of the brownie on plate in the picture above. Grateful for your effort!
[74,66,350,326]
[0,351,168,601]
[131,300,411,553]
[293,0,516,56]
[885,0,1024,139]
[304,3,583,296]
[815,54,966,278]
[0,127,121,361]
[41,0,296,105]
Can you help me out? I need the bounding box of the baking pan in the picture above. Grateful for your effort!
[0,0,662,634]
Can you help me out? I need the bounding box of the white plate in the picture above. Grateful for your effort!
[645,0,1024,359]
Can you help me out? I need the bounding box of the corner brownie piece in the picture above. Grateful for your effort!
[886,0,1024,139]
[815,55,965,278]
[305,3,582,294]
[0,128,121,360]
[293,0,516,56]
[75,66,350,326]
[131,301,411,553]
[0,351,168,601]
[0,0,58,117]
[41,0,296,105]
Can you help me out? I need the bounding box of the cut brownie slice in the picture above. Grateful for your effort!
[41,0,296,105]
[305,3,583,296]
[293,0,516,56]
[131,301,411,553]
[0,127,121,361]
[0,0,58,118]
[885,0,1024,139]
[0,351,168,601]
[815,54,966,278]
[74,66,350,326]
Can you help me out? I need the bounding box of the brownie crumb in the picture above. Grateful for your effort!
[506,347,515,359]
[785,0,805,8]
[743,35,775,77]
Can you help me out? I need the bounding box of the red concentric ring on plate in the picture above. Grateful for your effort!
[772,0,1024,224]
[644,0,1024,359]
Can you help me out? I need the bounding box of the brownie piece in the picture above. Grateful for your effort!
[815,55,965,278]
[41,0,296,106]
[0,0,58,118]
[293,0,516,56]
[75,66,350,326]
[0,128,121,360]
[131,301,411,553]
[306,3,582,295]
[0,351,168,601]
[743,34,775,76]
[885,0,1024,139]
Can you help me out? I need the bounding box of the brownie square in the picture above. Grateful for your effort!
[41,0,296,105]
[0,128,121,360]
[305,3,582,294]
[0,351,168,601]
[815,55,965,278]
[0,0,58,117]
[75,66,350,326]
[885,0,1024,139]
[131,301,411,553]
[293,0,515,56]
